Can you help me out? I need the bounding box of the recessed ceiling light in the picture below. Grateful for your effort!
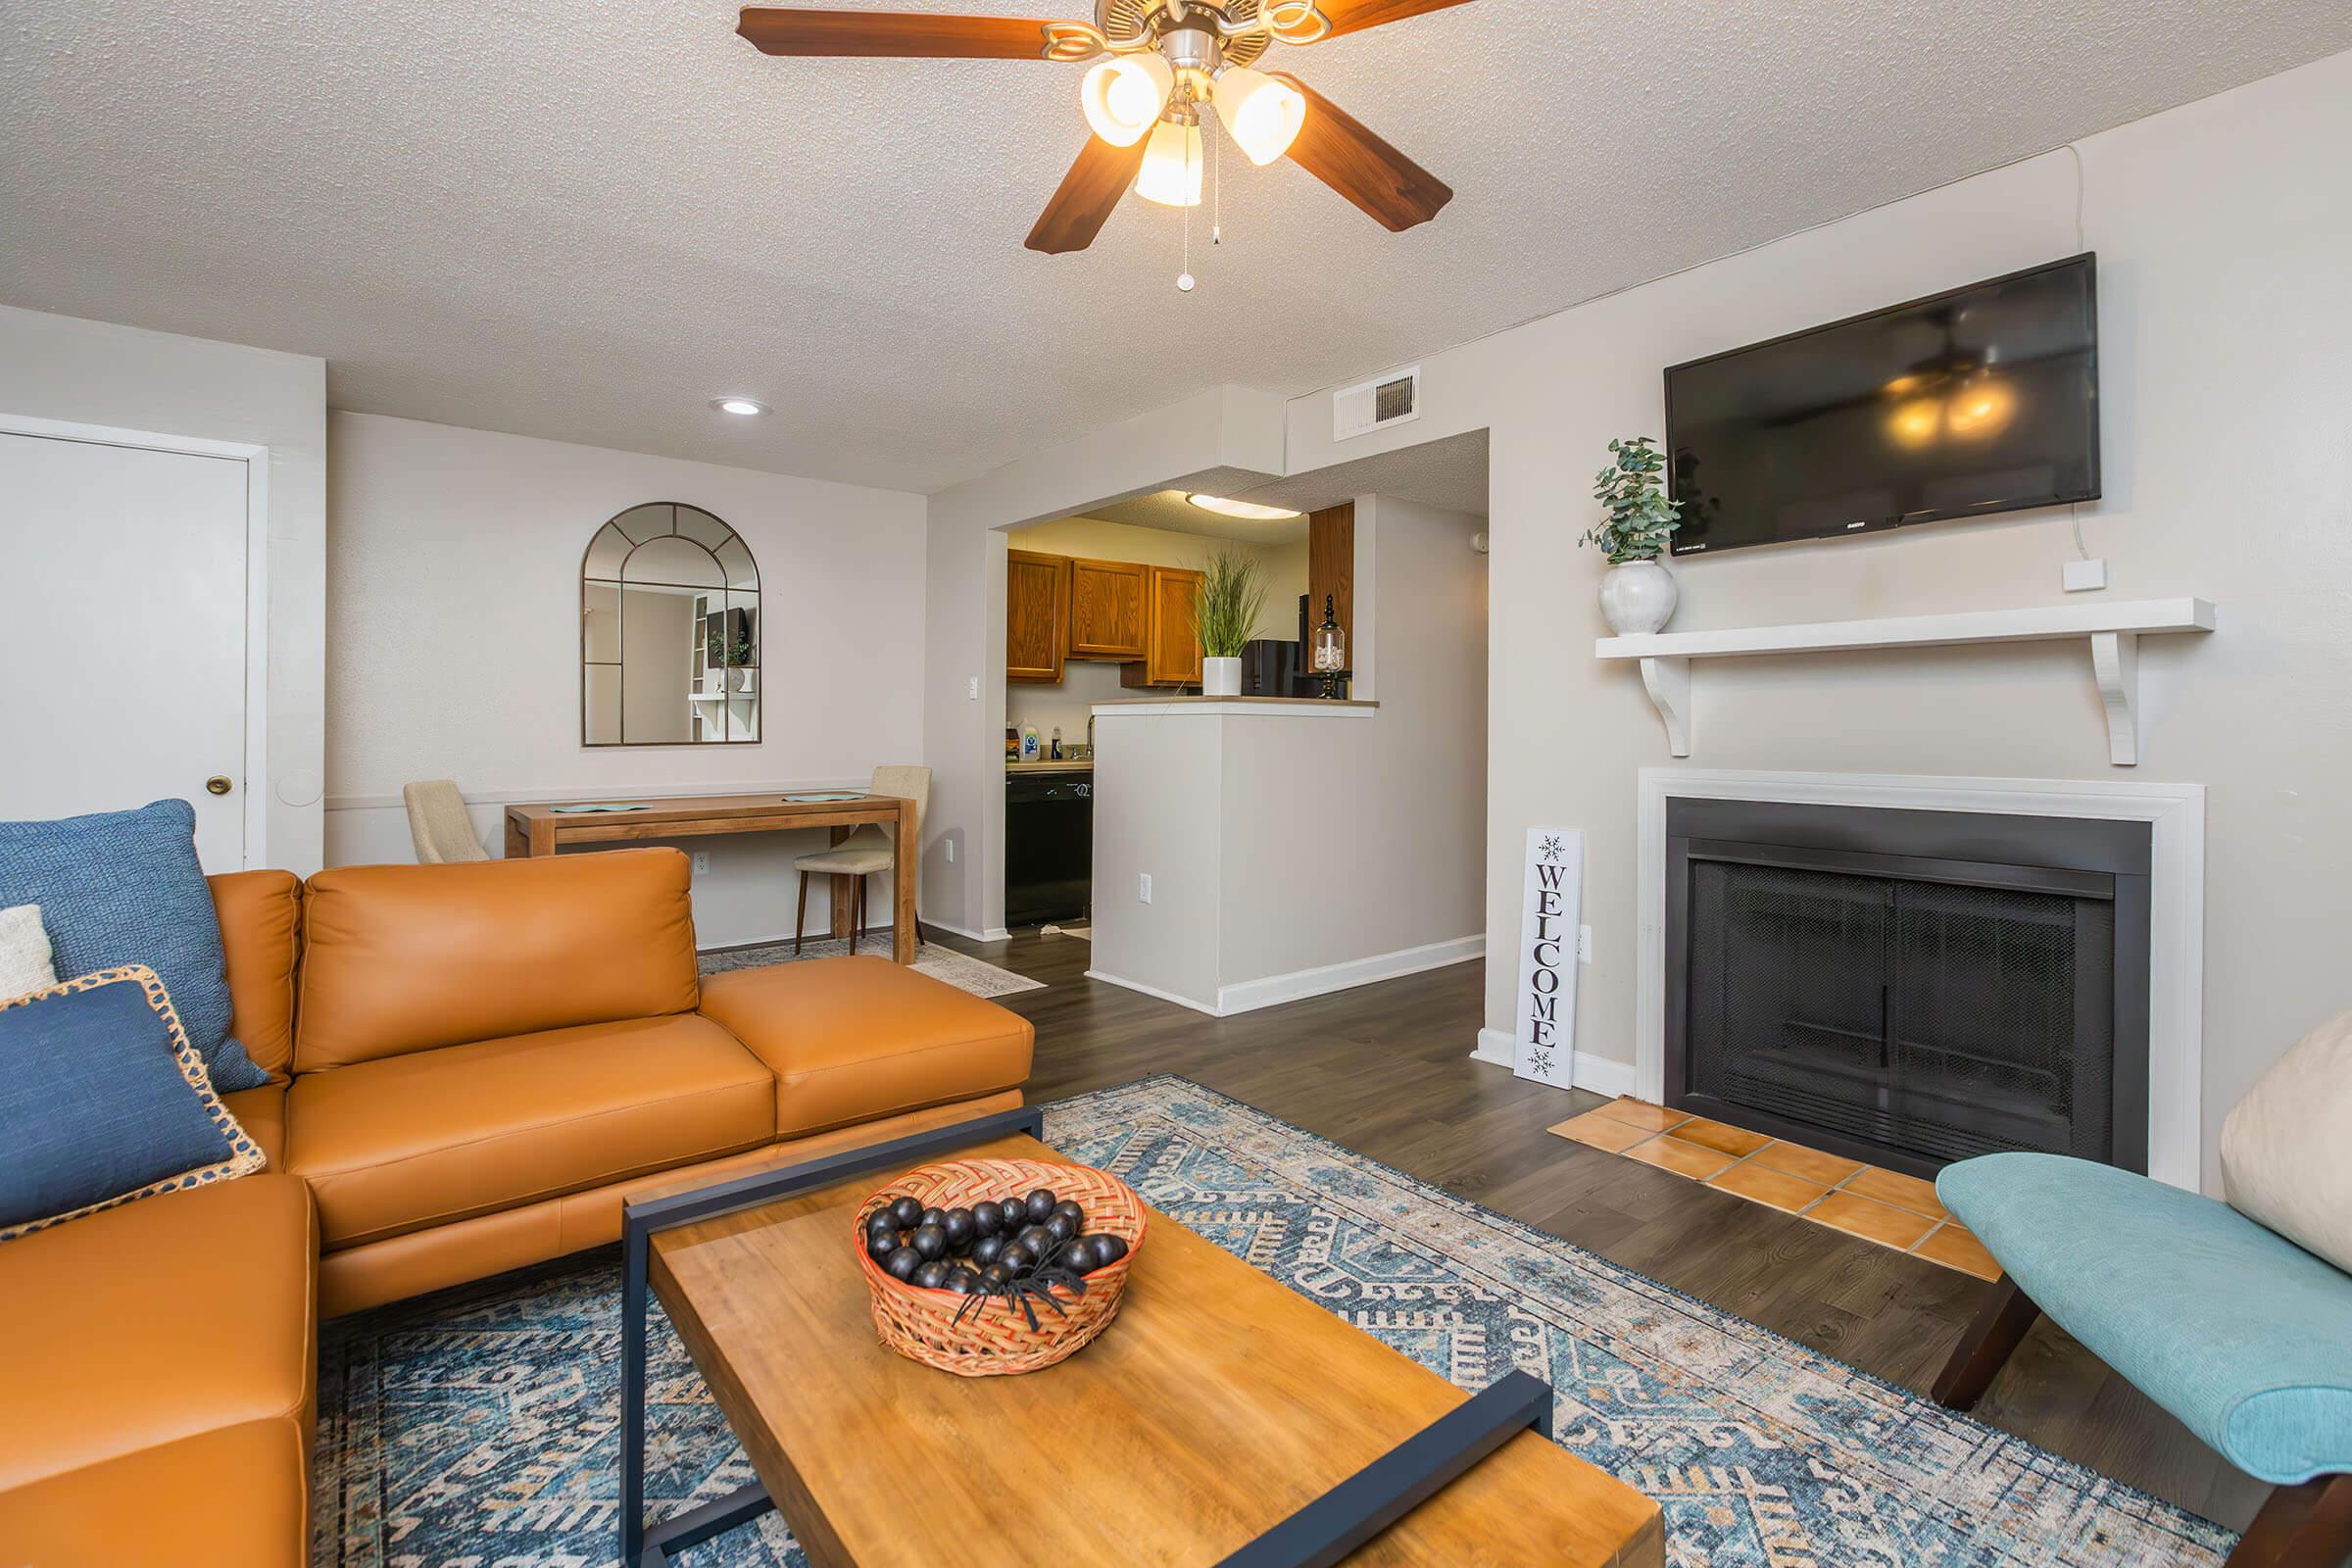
[1187,494,1301,520]
[710,397,769,416]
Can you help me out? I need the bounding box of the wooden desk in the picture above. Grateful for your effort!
[504,793,918,964]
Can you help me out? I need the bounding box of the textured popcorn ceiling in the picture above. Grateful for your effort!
[2,2,2345,493]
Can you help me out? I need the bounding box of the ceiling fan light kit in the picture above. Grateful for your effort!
[1079,53,1173,145]
[735,0,1463,256]
[1211,65,1306,165]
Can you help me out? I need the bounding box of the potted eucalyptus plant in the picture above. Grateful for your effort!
[1580,435,1686,634]
[1192,549,1266,698]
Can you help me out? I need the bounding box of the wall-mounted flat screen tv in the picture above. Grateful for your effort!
[1664,253,2100,557]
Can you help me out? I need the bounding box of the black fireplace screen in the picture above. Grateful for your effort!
[1665,801,2150,1177]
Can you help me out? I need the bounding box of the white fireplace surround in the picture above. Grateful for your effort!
[1636,768,2206,1191]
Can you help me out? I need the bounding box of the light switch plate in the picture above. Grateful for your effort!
[1578,924,1592,962]
[945,839,955,863]
[967,676,980,700]
[691,851,710,875]
[1138,872,1152,905]
[2063,558,2108,593]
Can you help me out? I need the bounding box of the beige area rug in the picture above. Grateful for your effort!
[698,937,1044,999]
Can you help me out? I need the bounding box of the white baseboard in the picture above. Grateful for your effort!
[1469,1027,1641,1098]
[1084,968,1221,1016]
[924,916,1012,944]
[1214,934,1483,1016]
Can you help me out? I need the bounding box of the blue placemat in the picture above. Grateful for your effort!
[547,803,652,814]
[782,792,867,803]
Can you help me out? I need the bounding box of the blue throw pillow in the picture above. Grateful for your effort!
[0,799,267,1092]
[0,966,265,1242]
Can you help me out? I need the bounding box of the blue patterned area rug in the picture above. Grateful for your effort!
[312,1075,2233,1566]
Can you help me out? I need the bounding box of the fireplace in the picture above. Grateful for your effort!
[1663,798,2151,1179]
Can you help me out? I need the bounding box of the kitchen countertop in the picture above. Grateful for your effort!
[1006,759,1094,773]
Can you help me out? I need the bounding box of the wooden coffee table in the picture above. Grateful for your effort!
[619,1104,1662,1567]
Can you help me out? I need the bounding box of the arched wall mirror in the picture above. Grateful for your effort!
[581,503,760,746]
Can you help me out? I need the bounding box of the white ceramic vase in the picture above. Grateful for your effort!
[1202,656,1243,697]
[1599,558,1679,635]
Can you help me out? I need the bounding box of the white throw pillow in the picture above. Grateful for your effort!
[0,904,56,1001]
[2221,1006,2352,1275]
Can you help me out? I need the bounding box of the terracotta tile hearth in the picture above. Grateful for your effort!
[1548,1098,2002,1280]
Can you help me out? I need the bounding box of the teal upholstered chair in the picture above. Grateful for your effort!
[1931,1152,2352,1567]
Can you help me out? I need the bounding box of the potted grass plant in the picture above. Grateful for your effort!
[1580,435,1686,634]
[1192,549,1266,697]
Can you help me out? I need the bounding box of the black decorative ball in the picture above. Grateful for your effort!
[911,1259,953,1290]
[910,1223,949,1261]
[969,1234,1004,1267]
[970,1200,1005,1238]
[919,1207,948,1230]
[1092,1234,1128,1266]
[979,1260,1016,1290]
[1043,1213,1078,1245]
[997,1241,1036,1274]
[884,1246,924,1281]
[945,1267,982,1295]
[889,1196,924,1230]
[866,1230,902,1263]
[942,1207,975,1250]
[1016,1225,1056,1256]
[1052,1200,1085,1230]
[866,1207,899,1236]
[1024,1189,1056,1223]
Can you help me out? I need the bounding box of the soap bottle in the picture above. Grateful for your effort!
[1050,726,1063,760]
[1020,722,1041,761]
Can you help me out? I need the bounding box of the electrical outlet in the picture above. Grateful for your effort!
[2063,558,2108,593]
[945,838,956,863]
[1578,924,1592,962]
[1138,872,1152,905]
[691,851,710,876]
[968,675,980,700]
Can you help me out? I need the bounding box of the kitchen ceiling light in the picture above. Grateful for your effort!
[1187,494,1302,520]
[1133,119,1203,207]
[1079,54,1174,147]
[710,397,769,416]
[1211,67,1306,165]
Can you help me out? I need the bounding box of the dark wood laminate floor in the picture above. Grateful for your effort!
[936,927,2270,1535]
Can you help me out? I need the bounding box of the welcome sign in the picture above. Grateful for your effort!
[1513,827,1582,1088]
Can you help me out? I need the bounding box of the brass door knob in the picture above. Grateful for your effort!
[205,775,233,796]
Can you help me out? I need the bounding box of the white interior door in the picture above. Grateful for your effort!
[0,428,251,869]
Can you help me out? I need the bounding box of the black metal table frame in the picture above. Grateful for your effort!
[619,1101,1554,1567]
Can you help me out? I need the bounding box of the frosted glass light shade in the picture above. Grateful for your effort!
[1134,119,1203,207]
[1079,55,1174,147]
[1212,67,1305,165]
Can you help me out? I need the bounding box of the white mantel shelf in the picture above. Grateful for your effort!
[1595,597,2217,765]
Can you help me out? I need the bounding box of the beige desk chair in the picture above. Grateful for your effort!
[403,780,489,864]
[793,764,930,955]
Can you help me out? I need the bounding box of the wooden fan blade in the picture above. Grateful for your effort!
[1311,0,1475,39]
[737,7,1054,58]
[1025,134,1151,254]
[1278,78,1452,231]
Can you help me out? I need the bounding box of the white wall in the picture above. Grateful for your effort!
[1282,48,2352,1189]
[1216,496,1489,985]
[1004,514,1308,743]
[923,385,1287,939]
[324,412,928,948]
[1090,492,1489,1011]
[0,304,327,871]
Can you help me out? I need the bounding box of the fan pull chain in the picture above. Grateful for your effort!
[1211,121,1222,247]
[1176,127,1198,292]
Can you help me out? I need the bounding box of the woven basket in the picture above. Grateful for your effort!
[854,1156,1148,1377]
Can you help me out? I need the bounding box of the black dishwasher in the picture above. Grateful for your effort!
[1005,770,1092,927]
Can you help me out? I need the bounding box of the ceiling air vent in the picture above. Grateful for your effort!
[1333,366,1421,441]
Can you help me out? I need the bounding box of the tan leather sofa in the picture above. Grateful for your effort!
[0,847,1033,1566]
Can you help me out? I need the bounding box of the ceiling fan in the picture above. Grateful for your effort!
[734,0,1466,255]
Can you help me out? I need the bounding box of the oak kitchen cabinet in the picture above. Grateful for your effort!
[1066,557,1149,661]
[1005,549,1070,684]
[1121,565,1203,689]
